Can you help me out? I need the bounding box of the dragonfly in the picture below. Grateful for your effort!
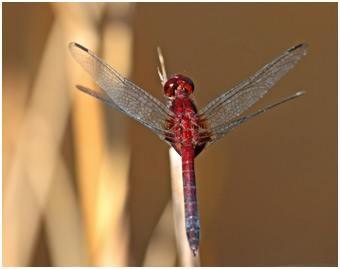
[69,42,308,256]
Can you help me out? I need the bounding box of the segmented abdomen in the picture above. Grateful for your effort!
[181,145,200,256]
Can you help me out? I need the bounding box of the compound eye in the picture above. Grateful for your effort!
[172,74,182,79]
[164,77,177,97]
[180,77,195,94]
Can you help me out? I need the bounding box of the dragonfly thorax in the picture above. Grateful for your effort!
[164,74,195,98]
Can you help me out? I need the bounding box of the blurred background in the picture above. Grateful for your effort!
[3,2,337,266]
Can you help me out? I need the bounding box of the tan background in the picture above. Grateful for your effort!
[3,2,337,266]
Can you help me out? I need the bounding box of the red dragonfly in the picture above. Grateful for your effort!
[69,42,308,256]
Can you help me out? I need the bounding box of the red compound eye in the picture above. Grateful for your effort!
[172,74,182,79]
[178,76,194,94]
[164,74,195,97]
[164,77,178,97]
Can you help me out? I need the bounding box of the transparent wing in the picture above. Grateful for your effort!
[199,91,305,149]
[69,42,173,141]
[198,43,309,130]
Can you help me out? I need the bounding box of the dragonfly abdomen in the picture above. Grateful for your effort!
[182,145,200,256]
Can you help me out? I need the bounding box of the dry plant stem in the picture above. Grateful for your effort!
[157,47,168,87]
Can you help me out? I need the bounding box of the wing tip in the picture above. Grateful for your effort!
[69,42,88,52]
[290,43,309,53]
[75,85,90,94]
[295,90,306,96]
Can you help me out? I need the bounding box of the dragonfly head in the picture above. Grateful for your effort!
[164,74,195,98]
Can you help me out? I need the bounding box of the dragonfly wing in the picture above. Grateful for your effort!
[76,85,124,112]
[69,42,174,142]
[198,43,309,130]
[199,91,305,149]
